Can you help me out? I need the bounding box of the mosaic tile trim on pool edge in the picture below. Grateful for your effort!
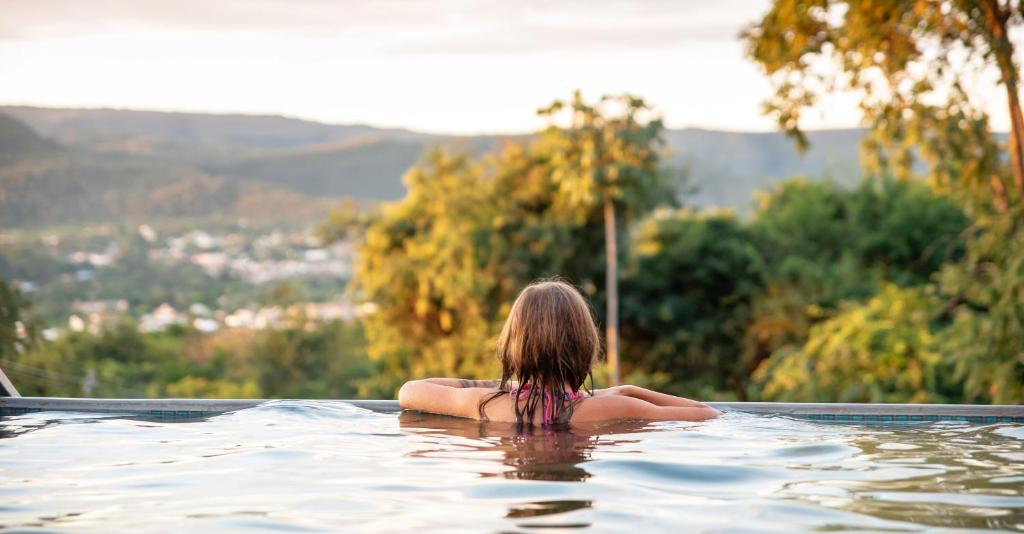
[802,413,1024,423]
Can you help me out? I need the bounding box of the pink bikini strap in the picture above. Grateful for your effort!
[509,384,584,424]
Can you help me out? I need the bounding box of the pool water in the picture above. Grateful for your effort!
[2,400,1022,532]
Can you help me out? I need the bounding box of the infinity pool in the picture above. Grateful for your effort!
[2,400,1022,532]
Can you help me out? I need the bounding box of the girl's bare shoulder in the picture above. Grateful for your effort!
[570,395,641,423]
[476,389,518,422]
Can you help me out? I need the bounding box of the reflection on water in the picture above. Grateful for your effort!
[399,412,655,526]
[813,425,1024,530]
[400,411,654,483]
[1,401,1022,532]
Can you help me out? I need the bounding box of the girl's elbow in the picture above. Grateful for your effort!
[397,380,419,408]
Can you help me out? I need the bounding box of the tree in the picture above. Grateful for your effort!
[538,92,666,385]
[744,0,1023,210]
[0,279,38,361]
[620,209,765,397]
[744,178,970,395]
[752,285,961,403]
[745,1,1024,404]
[936,212,1024,403]
[751,178,968,286]
[333,94,672,393]
[349,149,500,392]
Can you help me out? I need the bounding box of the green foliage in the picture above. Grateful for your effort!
[752,285,956,403]
[250,321,378,398]
[0,279,37,360]
[5,72,1019,405]
[936,211,1024,403]
[10,320,381,399]
[743,178,970,388]
[15,322,182,397]
[339,117,975,400]
[620,209,765,396]
[752,178,969,288]
[341,93,673,394]
[539,92,668,219]
[744,0,1013,209]
[353,149,504,392]
[749,184,1023,405]
[351,143,605,392]
[745,0,1024,404]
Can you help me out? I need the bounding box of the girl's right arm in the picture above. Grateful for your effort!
[608,385,711,408]
[600,395,721,422]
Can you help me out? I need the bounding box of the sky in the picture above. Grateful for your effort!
[0,0,1013,134]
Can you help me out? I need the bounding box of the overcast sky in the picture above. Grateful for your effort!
[0,0,1014,134]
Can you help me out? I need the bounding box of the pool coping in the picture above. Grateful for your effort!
[1,397,1022,423]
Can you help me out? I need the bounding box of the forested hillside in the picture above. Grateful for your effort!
[0,106,865,228]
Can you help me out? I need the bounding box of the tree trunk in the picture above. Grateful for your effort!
[603,197,620,386]
[984,0,1024,200]
[992,174,1010,212]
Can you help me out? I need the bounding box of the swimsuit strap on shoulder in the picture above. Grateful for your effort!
[509,384,585,424]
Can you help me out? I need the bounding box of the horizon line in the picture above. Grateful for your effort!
[0,101,889,138]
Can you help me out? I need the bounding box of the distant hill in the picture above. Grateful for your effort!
[0,106,867,229]
[208,138,455,200]
[1,106,425,150]
[662,128,863,209]
[0,113,60,160]
[0,112,339,228]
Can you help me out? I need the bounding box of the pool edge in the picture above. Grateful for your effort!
[1,397,1022,423]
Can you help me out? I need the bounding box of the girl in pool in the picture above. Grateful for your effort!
[399,280,721,425]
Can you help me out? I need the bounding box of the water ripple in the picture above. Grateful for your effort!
[1,405,1022,532]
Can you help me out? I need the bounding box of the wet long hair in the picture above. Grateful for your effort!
[479,280,601,426]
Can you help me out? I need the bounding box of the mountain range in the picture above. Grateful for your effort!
[0,106,865,229]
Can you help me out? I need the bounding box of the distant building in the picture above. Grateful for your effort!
[139,303,185,333]
[190,252,229,276]
[192,318,219,333]
[69,300,129,334]
[224,308,255,329]
[138,224,158,243]
[254,307,283,329]
[189,303,212,317]
[72,299,129,315]
[68,315,86,332]
[188,230,219,250]
[302,301,357,322]
[14,281,38,294]
[303,248,330,262]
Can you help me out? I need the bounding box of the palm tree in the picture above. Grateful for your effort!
[539,92,664,386]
